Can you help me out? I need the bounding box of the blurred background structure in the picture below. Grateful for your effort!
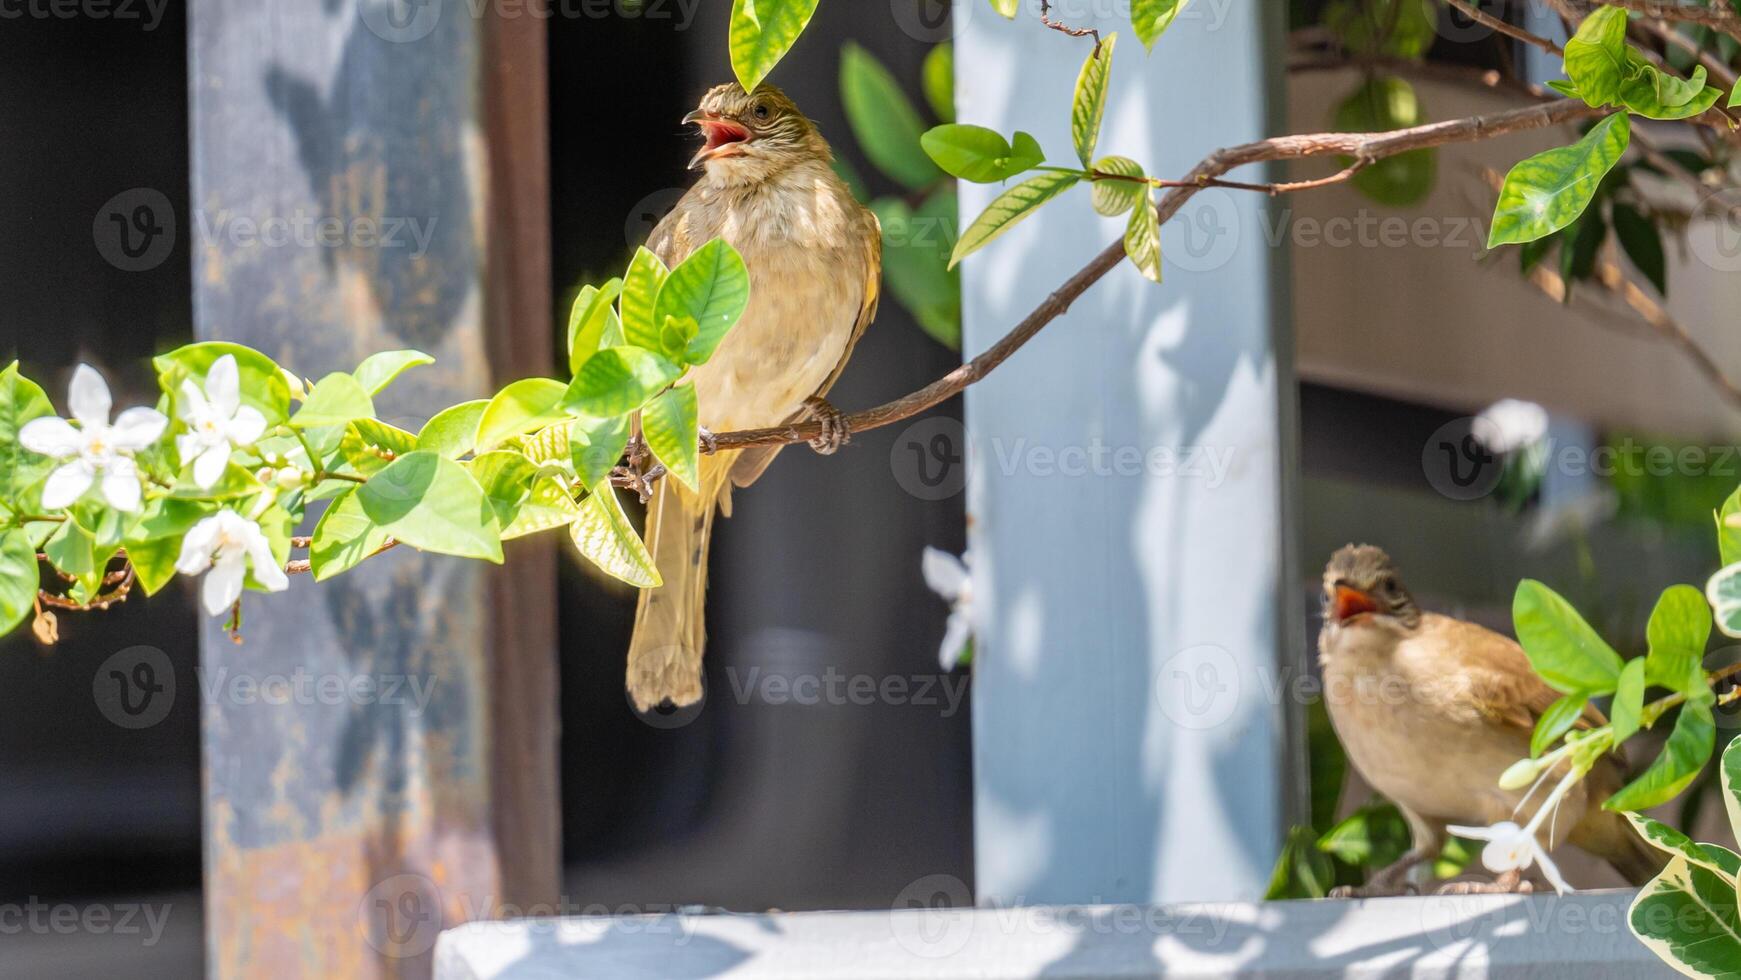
[1,0,1739,977]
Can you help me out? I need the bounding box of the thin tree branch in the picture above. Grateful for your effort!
[1038,0,1101,48]
[1584,0,1741,44]
[705,98,1606,454]
[1440,0,1563,55]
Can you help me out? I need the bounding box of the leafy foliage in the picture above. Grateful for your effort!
[0,240,754,637]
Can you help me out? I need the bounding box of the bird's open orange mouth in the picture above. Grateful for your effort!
[1333,585,1379,623]
[689,118,753,168]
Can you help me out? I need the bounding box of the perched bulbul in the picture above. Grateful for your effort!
[625,83,881,711]
[1319,544,1664,894]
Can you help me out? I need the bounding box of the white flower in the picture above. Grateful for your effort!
[923,547,973,671]
[174,509,289,616]
[1450,764,1581,894]
[1474,398,1549,455]
[176,355,267,489]
[18,364,166,513]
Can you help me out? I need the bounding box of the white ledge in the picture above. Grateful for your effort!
[434,889,1674,979]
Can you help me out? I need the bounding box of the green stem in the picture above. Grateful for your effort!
[1639,661,1741,729]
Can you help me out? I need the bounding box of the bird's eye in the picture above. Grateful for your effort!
[753,103,770,120]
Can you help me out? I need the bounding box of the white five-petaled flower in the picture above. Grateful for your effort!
[18,364,167,513]
[1449,764,1580,895]
[174,509,289,617]
[922,547,973,671]
[176,355,268,489]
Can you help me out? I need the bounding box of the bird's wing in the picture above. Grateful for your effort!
[647,194,703,268]
[729,208,882,490]
[1419,613,1610,733]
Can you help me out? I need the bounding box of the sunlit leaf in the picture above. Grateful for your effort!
[642,384,700,492]
[1488,113,1631,247]
[728,0,820,93]
[1071,33,1117,167]
[950,171,1080,268]
[352,349,432,396]
[571,483,660,588]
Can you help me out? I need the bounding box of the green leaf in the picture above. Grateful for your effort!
[1125,197,1163,283]
[572,414,631,491]
[1721,736,1741,843]
[1647,584,1713,690]
[0,529,37,636]
[1132,0,1189,50]
[1333,76,1437,208]
[1611,202,1667,295]
[950,172,1081,268]
[922,43,954,124]
[841,43,943,191]
[154,342,291,425]
[1317,803,1411,868]
[1718,488,1741,566]
[1532,692,1589,758]
[920,125,1045,183]
[477,378,569,450]
[339,419,418,478]
[308,489,391,581]
[357,451,504,563]
[44,518,109,593]
[619,247,671,352]
[501,478,582,540]
[1562,6,1630,108]
[1090,156,1147,217]
[467,450,537,529]
[728,0,820,94]
[1628,857,1741,977]
[1265,825,1335,900]
[1605,694,1716,811]
[1513,579,1626,693]
[561,346,680,419]
[567,279,623,376]
[352,350,432,396]
[120,498,209,595]
[872,192,962,349]
[1547,79,1582,99]
[642,385,700,492]
[1617,49,1722,119]
[0,362,55,501]
[654,238,752,366]
[1559,206,1607,292]
[1611,657,1646,745]
[1488,113,1631,248]
[291,372,375,429]
[570,483,660,588]
[1324,0,1436,58]
[1708,562,1741,639]
[417,399,489,459]
[1626,813,1737,880]
[989,0,1018,16]
[1071,33,1117,167]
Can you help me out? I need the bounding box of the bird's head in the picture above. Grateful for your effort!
[1321,544,1422,633]
[684,82,829,184]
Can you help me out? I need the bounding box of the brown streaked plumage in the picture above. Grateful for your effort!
[625,82,881,711]
[1318,544,1665,894]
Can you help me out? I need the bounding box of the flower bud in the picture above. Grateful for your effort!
[281,369,309,402]
[1498,757,1541,790]
[274,466,306,489]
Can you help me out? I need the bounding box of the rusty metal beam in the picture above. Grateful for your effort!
[187,2,558,976]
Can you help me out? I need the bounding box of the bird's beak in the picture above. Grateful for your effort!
[685,110,754,170]
[1332,584,1380,624]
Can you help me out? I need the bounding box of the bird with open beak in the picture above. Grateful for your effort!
[624,82,881,712]
[1318,544,1664,895]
